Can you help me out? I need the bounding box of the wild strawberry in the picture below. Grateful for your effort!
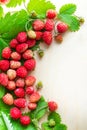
[23,50,33,60]
[16,78,25,88]
[16,43,28,53]
[10,60,21,69]
[27,40,36,48]
[42,31,52,45]
[55,34,63,43]
[28,102,37,110]
[27,30,36,39]
[35,31,43,40]
[25,76,36,86]
[26,86,34,95]
[14,98,26,108]
[32,20,45,31]
[29,92,41,103]
[45,19,54,31]
[10,107,21,120]
[14,88,25,98]
[0,0,8,4]
[46,9,57,19]
[0,73,8,86]
[2,47,11,59]
[7,69,16,80]
[2,93,14,105]
[11,52,21,61]
[17,32,27,43]
[24,59,36,71]
[0,60,9,71]
[57,22,68,33]
[7,81,16,90]
[16,66,28,78]
[48,101,58,111]
[10,39,18,48]
[20,116,31,126]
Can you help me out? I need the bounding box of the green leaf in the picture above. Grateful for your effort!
[0,6,3,17]
[6,0,25,7]
[59,4,76,15]
[48,112,61,124]
[0,86,5,98]
[54,124,67,130]
[42,122,52,130]
[27,0,55,17]
[0,116,7,130]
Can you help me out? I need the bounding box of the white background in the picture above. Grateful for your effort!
[4,0,87,130]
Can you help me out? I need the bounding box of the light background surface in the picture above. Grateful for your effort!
[4,0,87,130]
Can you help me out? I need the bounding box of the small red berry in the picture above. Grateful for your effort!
[7,69,16,80]
[27,39,36,48]
[10,60,21,69]
[35,31,43,40]
[10,39,18,48]
[14,88,25,98]
[0,60,9,71]
[20,116,31,126]
[2,93,14,105]
[16,66,28,78]
[0,73,8,86]
[2,47,11,59]
[27,30,36,39]
[55,34,63,43]
[0,0,8,4]
[23,50,33,60]
[25,76,36,86]
[28,102,37,110]
[33,20,45,31]
[10,107,21,120]
[42,31,52,45]
[7,81,16,90]
[57,22,68,33]
[48,101,58,111]
[29,92,41,103]
[11,52,21,61]
[46,9,57,19]
[45,19,54,31]
[14,98,26,108]
[26,86,34,95]
[16,78,25,88]
[17,32,27,43]
[16,43,28,53]
[24,59,36,71]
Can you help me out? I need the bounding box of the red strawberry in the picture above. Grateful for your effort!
[16,43,28,53]
[46,9,57,19]
[57,22,68,33]
[35,31,43,40]
[28,102,37,110]
[23,50,33,60]
[0,73,8,86]
[11,52,21,61]
[32,20,45,31]
[14,98,26,108]
[55,34,63,43]
[45,19,54,31]
[16,66,28,78]
[10,107,21,120]
[42,31,52,45]
[14,88,25,98]
[26,86,34,95]
[16,78,25,88]
[48,101,58,111]
[10,39,18,48]
[2,93,14,105]
[2,47,11,59]
[25,76,36,86]
[7,81,16,90]
[17,32,27,43]
[0,60,9,71]
[20,116,31,126]
[7,69,16,80]
[0,0,8,3]
[27,30,36,39]
[27,39,36,48]
[29,92,41,103]
[24,59,36,71]
[10,60,21,69]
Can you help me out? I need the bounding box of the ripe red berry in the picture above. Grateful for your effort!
[14,98,26,108]
[10,107,21,120]
[25,76,36,86]
[16,66,28,78]
[2,93,14,105]
[10,60,21,69]
[45,19,54,31]
[46,9,57,19]
[55,34,63,43]
[28,102,37,110]
[7,69,16,80]
[29,92,41,103]
[0,0,8,4]
[7,81,16,90]
[16,78,25,88]
[35,31,43,40]
[16,43,28,53]
[11,52,21,61]
[48,101,58,111]
[20,116,31,126]
[27,39,36,48]
[33,20,45,31]
[17,32,27,43]
[23,50,33,60]
[26,86,34,95]
[57,22,68,33]
[14,88,25,98]
[0,73,8,86]
[42,31,52,45]
[24,59,36,71]
[0,60,9,71]
[10,39,18,48]
[2,47,11,59]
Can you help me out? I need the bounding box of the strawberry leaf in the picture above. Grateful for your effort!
[0,116,7,130]
[0,6,3,17]
[42,122,52,130]
[6,0,25,7]
[54,124,67,130]
[0,86,5,98]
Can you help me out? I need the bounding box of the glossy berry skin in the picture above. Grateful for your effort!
[10,60,21,69]
[26,86,34,95]
[57,22,68,33]
[46,9,57,19]
[23,50,33,60]
[17,32,27,43]
[0,60,9,71]
[20,116,31,126]
[33,20,45,31]
[16,66,28,78]
[25,76,36,86]
[45,19,54,31]
[16,78,25,88]
[27,39,36,48]
[24,59,36,71]
[35,31,43,40]
[48,101,58,111]
[2,93,14,105]
[7,69,16,80]
[10,39,18,48]
[2,47,11,59]
[28,102,37,110]
[10,107,21,120]
[16,43,28,53]
[14,88,25,98]
[29,92,41,103]
[0,0,8,4]
[14,98,26,108]
[0,73,8,86]
[7,81,16,90]
[42,31,52,45]
[11,52,21,61]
